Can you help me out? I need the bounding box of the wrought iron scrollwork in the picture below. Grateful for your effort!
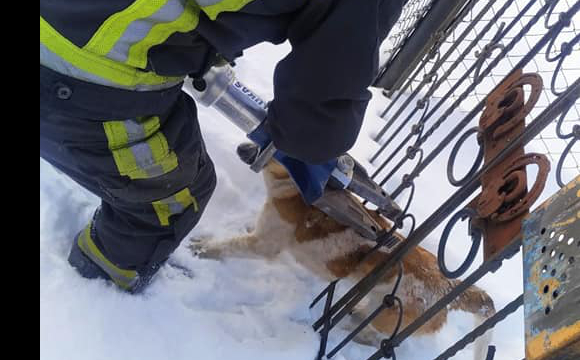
[437,208,482,279]
[541,1,580,188]
[473,22,506,83]
[447,126,484,187]
[547,25,578,96]
[325,262,405,359]
[555,101,580,187]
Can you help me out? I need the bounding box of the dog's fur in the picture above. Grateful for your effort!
[193,161,495,358]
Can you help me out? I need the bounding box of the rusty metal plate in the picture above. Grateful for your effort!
[523,175,580,360]
[473,69,547,260]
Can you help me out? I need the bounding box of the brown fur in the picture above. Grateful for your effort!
[193,160,495,352]
[273,195,348,243]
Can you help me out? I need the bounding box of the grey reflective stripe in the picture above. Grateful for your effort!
[40,43,182,91]
[159,195,187,215]
[77,229,138,289]
[152,188,198,226]
[107,0,187,64]
[195,0,223,5]
[119,119,167,178]
[130,142,166,178]
[123,119,147,144]
[168,201,185,214]
[40,42,116,87]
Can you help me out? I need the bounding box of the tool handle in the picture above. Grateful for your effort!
[190,65,267,134]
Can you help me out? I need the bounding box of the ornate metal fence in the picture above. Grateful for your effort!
[311,0,580,359]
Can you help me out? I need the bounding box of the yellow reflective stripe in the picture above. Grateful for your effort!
[40,17,182,88]
[148,131,179,175]
[103,121,148,179]
[103,121,140,178]
[103,117,178,180]
[108,116,162,148]
[84,0,169,56]
[103,120,130,150]
[152,188,198,226]
[127,1,200,69]
[175,188,199,212]
[113,148,150,179]
[152,202,172,226]
[201,0,255,20]
[140,116,162,139]
[77,222,138,289]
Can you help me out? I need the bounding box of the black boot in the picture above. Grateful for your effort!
[67,224,161,294]
[68,233,111,282]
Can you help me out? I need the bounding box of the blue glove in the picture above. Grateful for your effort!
[248,121,337,204]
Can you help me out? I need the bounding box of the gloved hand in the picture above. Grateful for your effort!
[246,121,338,205]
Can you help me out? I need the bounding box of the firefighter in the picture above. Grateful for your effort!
[40,0,404,293]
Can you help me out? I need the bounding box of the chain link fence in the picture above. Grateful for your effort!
[379,0,436,67]
[378,0,579,178]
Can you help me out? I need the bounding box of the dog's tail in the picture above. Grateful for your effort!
[450,284,496,360]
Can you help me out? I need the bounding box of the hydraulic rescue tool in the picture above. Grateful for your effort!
[189,65,402,240]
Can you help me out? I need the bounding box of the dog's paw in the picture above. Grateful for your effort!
[189,240,223,261]
[189,242,206,257]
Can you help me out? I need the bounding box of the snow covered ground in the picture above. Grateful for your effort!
[41,41,575,360]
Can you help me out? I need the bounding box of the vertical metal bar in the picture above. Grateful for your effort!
[370,132,414,178]
[377,0,499,131]
[315,280,337,360]
[430,295,523,360]
[374,0,471,91]
[393,242,520,349]
[326,303,387,358]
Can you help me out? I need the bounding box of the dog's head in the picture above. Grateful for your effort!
[236,142,396,237]
[262,160,398,243]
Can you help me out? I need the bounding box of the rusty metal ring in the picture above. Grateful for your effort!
[502,170,528,203]
[447,126,484,187]
[493,153,551,222]
[491,87,525,140]
[438,208,482,279]
[505,73,543,120]
[481,73,543,139]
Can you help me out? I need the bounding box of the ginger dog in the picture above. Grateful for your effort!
[193,160,495,358]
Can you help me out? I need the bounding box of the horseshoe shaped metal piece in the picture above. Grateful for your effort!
[480,73,543,140]
[477,153,551,222]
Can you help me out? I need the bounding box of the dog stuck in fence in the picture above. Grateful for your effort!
[192,158,496,359]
